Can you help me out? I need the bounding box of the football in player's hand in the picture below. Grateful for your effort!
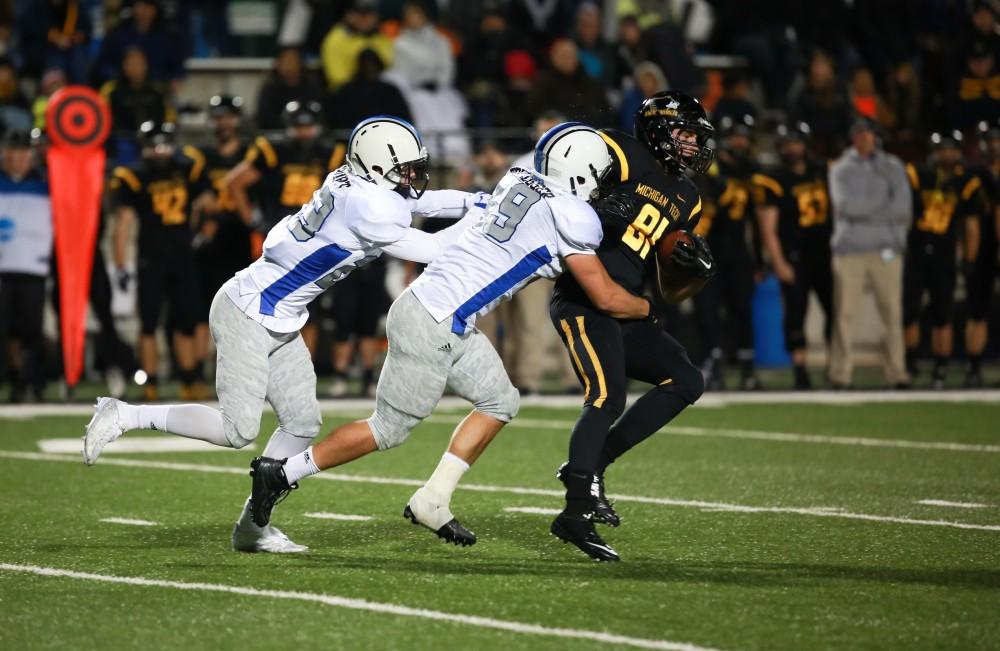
[657,229,693,264]
[657,230,708,302]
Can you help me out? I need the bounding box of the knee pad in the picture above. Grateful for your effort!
[588,390,626,421]
[474,380,520,423]
[285,406,322,440]
[368,400,422,450]
[669,363,704,404]
[223,414,260,450]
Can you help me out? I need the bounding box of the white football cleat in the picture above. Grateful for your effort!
[231,521,309,554]
[82,397,126,466]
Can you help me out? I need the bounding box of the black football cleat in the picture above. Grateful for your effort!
[402,505,476,546]
[249,456,297,527]
[556,462,620,527]
[550,513,620,562]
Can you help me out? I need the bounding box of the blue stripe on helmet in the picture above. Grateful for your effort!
[348,115,422,145]
[533,121,589,173]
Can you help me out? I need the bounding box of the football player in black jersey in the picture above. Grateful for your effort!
[692,113,761,391]
[965,119,1000,387]
[224,100,345,354]
[903,131,985,388]
[109,121,211,401]
[190,95,253,388]
[548,91,715,561]
[756,121,833,389]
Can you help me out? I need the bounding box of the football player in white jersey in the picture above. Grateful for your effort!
[83,116,482,553]
[248,123,655,547]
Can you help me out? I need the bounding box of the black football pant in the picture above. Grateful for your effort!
[550,295,705,478]
[693,239,755,362]
[781,245,833,351]
[0,273,46,397]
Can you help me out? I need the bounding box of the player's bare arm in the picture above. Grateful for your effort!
[758,204,794,283]
[564,253,650,319]
[222,160,260,226]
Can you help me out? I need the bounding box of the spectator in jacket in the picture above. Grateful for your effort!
[525,38,612,127]
[256,47,326,130]
[320,0,393,91]
[827,119,912,389]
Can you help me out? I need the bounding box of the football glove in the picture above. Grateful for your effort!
[593,191,636,224]
[672,233,716,279]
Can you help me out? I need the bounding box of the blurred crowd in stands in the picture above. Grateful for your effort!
[0,0,998,401]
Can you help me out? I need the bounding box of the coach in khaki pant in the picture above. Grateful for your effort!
[828,120,912,388]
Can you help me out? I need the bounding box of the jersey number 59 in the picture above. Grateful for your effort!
[621,203,669,259]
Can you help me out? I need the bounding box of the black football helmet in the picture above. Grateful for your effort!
[138,120,176,148]
[208,94,244,117]
[634,90,714,175]
[282,100,322,128]
[775,120,812,145]
[929,129,963,150]
[717,113,756,140]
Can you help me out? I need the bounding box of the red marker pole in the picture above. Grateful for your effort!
[45,86,112,388]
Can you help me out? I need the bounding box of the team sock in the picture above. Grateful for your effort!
[793,364,811,388]
[598,387,689,473]
[283,446,321,485]
[905,349,919,376]
[361,368,374,392]
[568,406,618,474]
[117,402,230,446]
[968,354,982,375]
[421,451,469,506]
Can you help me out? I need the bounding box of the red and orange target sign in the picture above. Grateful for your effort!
[46,86,111,149]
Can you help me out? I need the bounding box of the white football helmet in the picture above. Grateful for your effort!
[533,122,612,200]
[347,115,430,197]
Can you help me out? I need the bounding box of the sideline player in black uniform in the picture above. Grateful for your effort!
[190,95,253,384]
[966,119,1000,387]
[756,121,833,389]
[693,114,761,390]
[903,130,985,388]
[225,100,345,355]
[549,91,715,561]
[110,121,210,401]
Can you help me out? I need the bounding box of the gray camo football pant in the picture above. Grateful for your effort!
[368,289,520,449]
[209,285,321,448]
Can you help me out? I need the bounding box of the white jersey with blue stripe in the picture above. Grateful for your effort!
[410,167,603,335]
[224,166,469,333]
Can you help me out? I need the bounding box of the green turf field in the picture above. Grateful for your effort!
[1,401,998,650]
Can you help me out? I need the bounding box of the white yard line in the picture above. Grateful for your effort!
[0,388,999,420]
[505,507,562,515]
[2,449,998,533]
[99,517,158,526]
[38,437,250,455]
[303,512,373,521]
[0,563,721,651]
[422,416,1000,454]
[915,500,991,509]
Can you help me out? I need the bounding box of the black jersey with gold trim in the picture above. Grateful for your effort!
[753,160,831,251]
[905,162,988,247]
[553,129,703,303]
[244,135,346,229]
[693,159,758,247]
[108,149,209,256]
[191,141,252,265]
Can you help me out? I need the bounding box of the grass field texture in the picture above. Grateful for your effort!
[1,400,998,650]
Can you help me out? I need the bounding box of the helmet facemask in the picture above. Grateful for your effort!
[363,147,430,199]
[649,119,714,174]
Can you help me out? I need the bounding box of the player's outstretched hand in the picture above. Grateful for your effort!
[593,191,636,223]
[671,234,715,279]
